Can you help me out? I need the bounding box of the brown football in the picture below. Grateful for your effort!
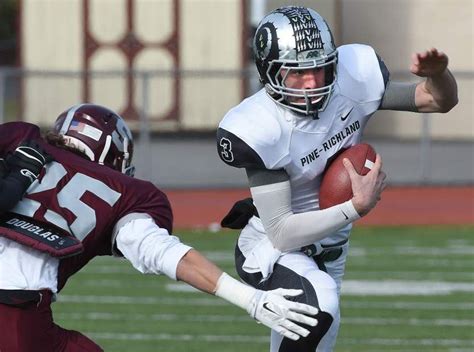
[319,143,377,209]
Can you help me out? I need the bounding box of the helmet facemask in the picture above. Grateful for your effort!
[265,54,338,115]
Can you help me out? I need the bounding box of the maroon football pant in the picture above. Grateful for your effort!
[0,290,103,352]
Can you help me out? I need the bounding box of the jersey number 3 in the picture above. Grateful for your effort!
[219,137,234,163]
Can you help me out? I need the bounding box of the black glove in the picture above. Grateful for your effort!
[5,140,53,187]
[221,197,259,229]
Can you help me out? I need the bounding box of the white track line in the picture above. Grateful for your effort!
[57,294,474,311]
[165,280,474,295]
[86,332,267,343]
[82,332,474,347]
[337,338,474,347]
[341,280,474,295]
[55,312,473,327]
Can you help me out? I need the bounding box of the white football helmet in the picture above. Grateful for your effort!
[53,104,135,176]
[253,6,338,115]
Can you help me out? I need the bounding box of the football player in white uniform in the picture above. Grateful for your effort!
[216,6,458,352]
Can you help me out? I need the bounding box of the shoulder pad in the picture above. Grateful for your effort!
[216,128,265,169]
[337,44,388,102]
[217,91,290,169]
[0,122,41,155]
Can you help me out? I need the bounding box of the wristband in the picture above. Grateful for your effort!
[214,272,257,314]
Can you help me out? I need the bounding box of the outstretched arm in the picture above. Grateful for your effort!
[411,48,458,113]
[115,218,318,341]
[176,249,319,341]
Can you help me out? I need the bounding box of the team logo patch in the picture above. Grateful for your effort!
[20,169,37,182]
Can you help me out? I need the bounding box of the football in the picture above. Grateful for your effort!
[319,143,377,209]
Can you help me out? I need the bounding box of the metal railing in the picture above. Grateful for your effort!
[0,68,472,186]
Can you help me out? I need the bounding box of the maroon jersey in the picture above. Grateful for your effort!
[0,122,173,291]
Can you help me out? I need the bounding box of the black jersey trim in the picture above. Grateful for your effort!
[376,53,390,88]
[216,128,266,169]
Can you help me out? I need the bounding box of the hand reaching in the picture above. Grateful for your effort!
[410,48,448,78]
[344,153,386,216]
[249,288,319,341]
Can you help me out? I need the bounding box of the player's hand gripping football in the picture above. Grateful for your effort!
[6,140,53,187]
[249,288,319,341]
[343,153,386,216]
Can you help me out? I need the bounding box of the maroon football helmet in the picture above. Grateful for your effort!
[53,104,135,176]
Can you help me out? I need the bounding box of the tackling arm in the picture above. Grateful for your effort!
[115,217,318,341]
[177,249,319,341]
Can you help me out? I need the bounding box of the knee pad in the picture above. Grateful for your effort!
[303,268,339,317]
[276,272,339,351]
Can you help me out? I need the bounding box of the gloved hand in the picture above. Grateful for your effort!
[248,288,318,341]
[215,273,318,341]
[6,140,53,187]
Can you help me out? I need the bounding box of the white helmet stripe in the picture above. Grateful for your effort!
[98,135,112,165]
[59,103,87,134]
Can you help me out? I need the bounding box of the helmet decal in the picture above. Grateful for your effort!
[57,103,86,134]
[254,22,279,62]
[277,6,324,56]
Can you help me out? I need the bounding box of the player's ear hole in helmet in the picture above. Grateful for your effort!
[48,103,135,176]
[253,6,338,116]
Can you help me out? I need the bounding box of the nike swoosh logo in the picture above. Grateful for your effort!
[263,302,276,314]
[341,210,349,220]
[341,107,354,121]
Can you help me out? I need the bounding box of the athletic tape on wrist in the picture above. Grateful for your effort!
[214,272,257,315]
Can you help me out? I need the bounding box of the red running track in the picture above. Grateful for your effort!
[165,186,474,229]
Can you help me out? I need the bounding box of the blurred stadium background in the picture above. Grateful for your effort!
[0,0,472,187]
[0,0,473,351]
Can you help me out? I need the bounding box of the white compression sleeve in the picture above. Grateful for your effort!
[251,181,360,252]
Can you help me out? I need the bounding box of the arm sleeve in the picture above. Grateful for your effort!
[115,216,192,280]
[379,81,418,111]
[250,179,360,252]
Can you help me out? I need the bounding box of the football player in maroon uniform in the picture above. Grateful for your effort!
[0,104,319,352]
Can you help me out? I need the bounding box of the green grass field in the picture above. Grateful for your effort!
[54,226,474,352]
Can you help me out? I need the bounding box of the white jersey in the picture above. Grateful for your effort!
[217,44,388,245]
